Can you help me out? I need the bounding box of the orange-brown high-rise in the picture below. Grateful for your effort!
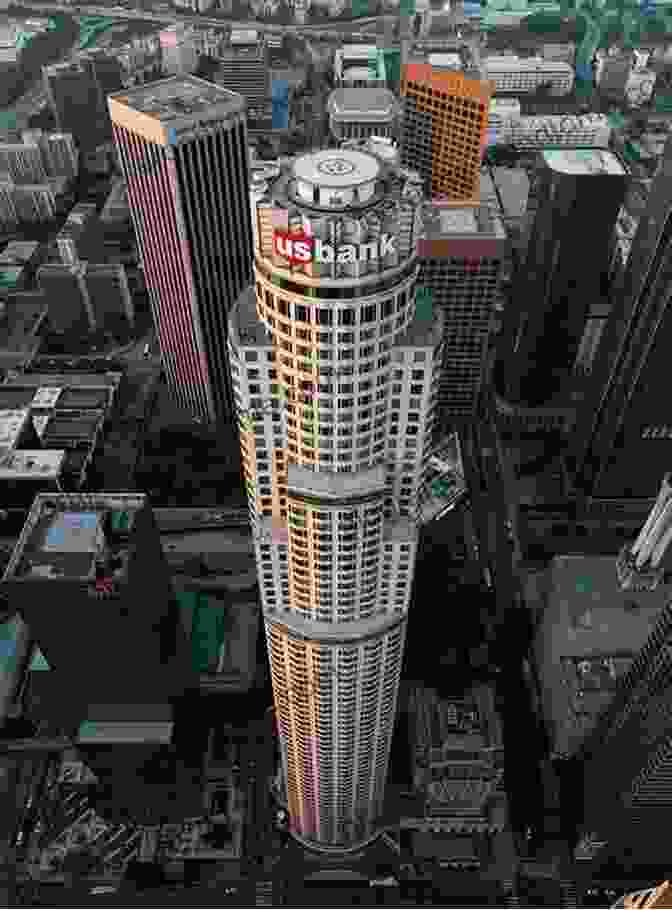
[400,63,493,202]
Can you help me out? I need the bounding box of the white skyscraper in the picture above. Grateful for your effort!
[228,144,443,851]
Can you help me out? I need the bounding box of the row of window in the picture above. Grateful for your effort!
[257,283,408,327]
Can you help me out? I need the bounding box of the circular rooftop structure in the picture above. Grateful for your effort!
[292,149,382,208]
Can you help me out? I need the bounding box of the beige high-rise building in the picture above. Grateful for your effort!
[228,142,443,851]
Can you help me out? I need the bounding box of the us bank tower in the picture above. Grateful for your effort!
[229,140,442,851]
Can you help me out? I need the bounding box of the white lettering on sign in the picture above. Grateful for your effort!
[274,230,396,265]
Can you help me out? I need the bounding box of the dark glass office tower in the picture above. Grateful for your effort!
[109,75,253,424]
[576,600,672,871]
[501,148,627,407]
[1,492,193,710]
[43,50,123,153]
[571,136,672,500]
[1,492,203,824]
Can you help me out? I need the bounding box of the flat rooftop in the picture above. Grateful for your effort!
[109,74,244,123]
[4,493,145,582]
[328,88,399,118]
[420,203,507,256]
[533,554,671,756]
[0,449,65,478]
[542,149,626,175]
[0,408,29,450]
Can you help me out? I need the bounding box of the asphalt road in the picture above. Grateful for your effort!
[17,2,386,31]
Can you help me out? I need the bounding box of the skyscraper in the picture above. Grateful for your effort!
[400,62,492,202]
[571,137,672,500]
[501,148,628,407]
[43,51,123,153]
[417,201,506,425]
[230,145,441,850]
[576,599,672,869]
[108,75,254,424]
[1,493,193,714]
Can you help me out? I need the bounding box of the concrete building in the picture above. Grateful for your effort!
[0,139,47,184]
[159,24,198,77]
[36,262,93,333]
[214,40,269,111]
[233,145,441,850]
[599,53,657,107]
[10,182,57,222]
[39,132,79,180]
[109,75,254,425]
[502,149,627,407]
[0,372,121,491]
[400,62,492,202]
[487,105,611,150]
[0,178,17,228]
[407,683,507,839]
[417,201,506,424]
[83,263,135,329]
[0,240,43,273]
[482,55,574,95]
[327,88,401,143]
[55,202,101,266]
[335,45,388,89]
[174,0,215,12]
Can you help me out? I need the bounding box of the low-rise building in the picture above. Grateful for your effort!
[403,682,508,864]
[327,88,401,142]
[334,44,387,89]
[214,40,269,110]
[483,55,574,95]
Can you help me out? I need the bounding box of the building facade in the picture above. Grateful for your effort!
[214,41,269,111]
[83,263,135,329]
[43,53,123,153]
[418,202,506,424]
[407,684,507,834]
[159,24,199,76]
[327,88,401,143]
[109,75,254,424]
[482,55,574,95]
[37,262,93,333]
[229,144,442,850]
[577,599,672,870]
[1,492,193,711]
[334,45,388,89]
[400,63,492,202]
[501,149,627,407]
[571,137,672,501]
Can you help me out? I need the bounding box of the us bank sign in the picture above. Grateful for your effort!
[274,230,397,265]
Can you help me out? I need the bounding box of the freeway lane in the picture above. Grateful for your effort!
[16,3,385,31]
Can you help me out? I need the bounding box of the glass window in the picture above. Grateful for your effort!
[319,308,333,326]
[362,303,377,323]
[295,304,309,322]
[339,308,356,326]
[245,351,258,362]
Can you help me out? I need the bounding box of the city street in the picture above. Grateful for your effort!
[16,2,384,32]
